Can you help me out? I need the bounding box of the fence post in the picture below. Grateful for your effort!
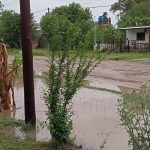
[119,39,122,53]
[127,39,130,53]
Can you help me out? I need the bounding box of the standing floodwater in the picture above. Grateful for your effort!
[2,71,129,150]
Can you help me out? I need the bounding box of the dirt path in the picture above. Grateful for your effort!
[33,56,150,89]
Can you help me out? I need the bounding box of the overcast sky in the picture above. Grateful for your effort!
[2,0,118,25]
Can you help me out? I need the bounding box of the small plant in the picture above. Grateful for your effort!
[44,49,104,144]
[0,43,22,111]
[118,85,150,150]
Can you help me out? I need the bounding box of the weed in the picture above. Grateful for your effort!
[118,85,150,150]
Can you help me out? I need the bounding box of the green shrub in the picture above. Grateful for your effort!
[44,50,103,144]
[118,85,150,150]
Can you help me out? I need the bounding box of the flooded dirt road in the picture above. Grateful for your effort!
[5,56,150,149]
[8,56,150,90]
[32,56,150,90]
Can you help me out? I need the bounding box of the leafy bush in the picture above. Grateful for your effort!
[118,85,150,150]
[40,3,94,51]
[44,50,104,144]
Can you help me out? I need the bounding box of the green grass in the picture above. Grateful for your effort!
[8,48,150,61]
[8,48,50,57]
[106,52,150,61]
[0,117,80,150]
[0,134,50,150]
[0,118,50,150]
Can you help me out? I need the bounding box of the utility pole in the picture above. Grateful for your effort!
[20,0,36,126]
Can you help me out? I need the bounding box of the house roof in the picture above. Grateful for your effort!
[119,26,150,30]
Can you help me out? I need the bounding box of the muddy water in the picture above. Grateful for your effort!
[0,70,129,150]
[72,88,129,150]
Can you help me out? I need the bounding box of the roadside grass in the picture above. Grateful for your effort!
[8,48,150,61]
[0,117,50,150]
[0,117,80,150]
[0,133,50,150]
[106,52,150,60]
[8,48,50,57]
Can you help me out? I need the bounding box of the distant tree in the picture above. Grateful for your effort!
[0,10,37,47]
[41,3,94,50]
[96,25,123,43]
[0,10,21,47]
[84,28,95,50]
[118,2,150,27]
[51,3,92,23]
[128,2,150,18]
[110,0,150,14]
[41,13,73,51]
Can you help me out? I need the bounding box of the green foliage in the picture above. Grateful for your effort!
[96,26,124,43]
[84,28,95,49]
[118,2,150,27]
[44,49,103,143]
[110,0,149,14]
[0,10,37,48]
[118,85,150,150]
[12,52,22,69]
[0,118,31,131]
[51,3,92,23]
[0,10,20,47]
[41,14,73,51]
[40,3,94,50]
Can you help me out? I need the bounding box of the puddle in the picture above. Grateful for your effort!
[0,71,129,150]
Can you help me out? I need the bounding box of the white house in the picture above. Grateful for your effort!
[120,26,150,51]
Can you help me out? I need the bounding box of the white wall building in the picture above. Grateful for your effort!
[120,26,150,51]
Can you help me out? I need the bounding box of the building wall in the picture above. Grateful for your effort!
[126,28,150,46]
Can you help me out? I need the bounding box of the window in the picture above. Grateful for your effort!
[137,32,145,41]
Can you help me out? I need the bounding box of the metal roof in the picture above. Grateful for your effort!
[119,26,150,30]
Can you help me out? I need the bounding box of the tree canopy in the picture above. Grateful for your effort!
[0,10,21,47]
[118,2,150,27]
[40,3,94,50]
[110,0,150,14]
[0,9,37,47]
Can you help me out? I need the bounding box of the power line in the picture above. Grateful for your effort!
[32,8,49,14]
[87,5,111,9]
[3,0,18,7]
[32,4,111,15]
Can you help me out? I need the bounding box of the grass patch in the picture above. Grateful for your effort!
[0,117,49,150]
[8,48,50,57]
[8,48,150,61]
[106,52,150,60]
[0,117,81,150]
[0,133,50,150]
